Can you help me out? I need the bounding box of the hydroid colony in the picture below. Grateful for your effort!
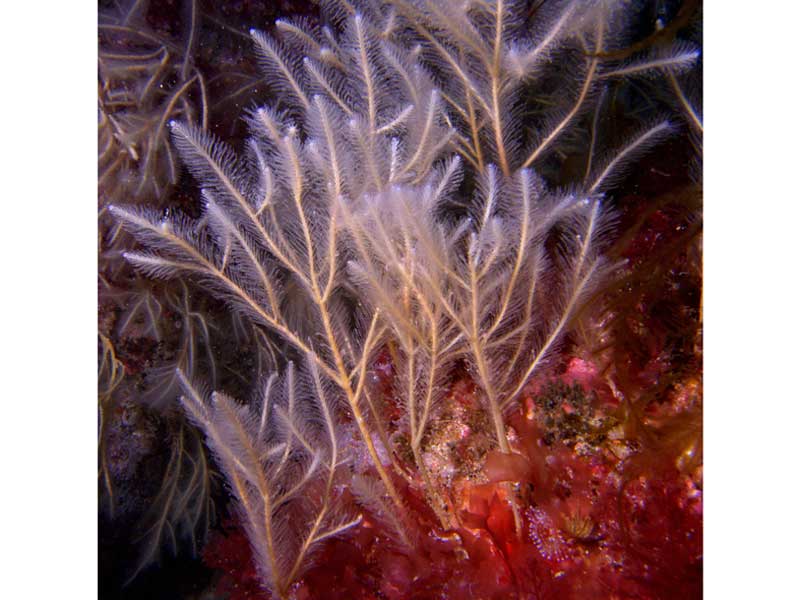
[107,0,701,596]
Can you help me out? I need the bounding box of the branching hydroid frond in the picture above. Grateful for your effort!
[98,0,209,203]
[178,361,359,599]
[341,160,614,530]
[350,474,418,549]
[384,0,690,175]
[114,284,164,342]
[143,282,219,410]
[112,5,460,512]
[339,168,468,526]
[587,120,675,195]
[600,42,700,80]
[126,424,214,585]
